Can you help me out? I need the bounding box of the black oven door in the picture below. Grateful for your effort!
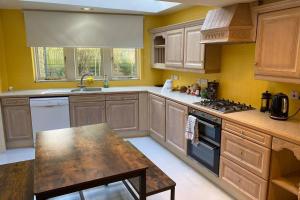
[187,139,220,175]
[197,119,221,144]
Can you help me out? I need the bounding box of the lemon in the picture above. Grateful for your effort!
[85,76,94,85]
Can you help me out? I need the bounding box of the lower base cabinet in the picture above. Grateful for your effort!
[106,100,138,131]
[2,104,33,148]
[220,156,268,200]
[149,94,166,141]
[70,102,106,127]
[69,95,106,127]
[166,100,188,154]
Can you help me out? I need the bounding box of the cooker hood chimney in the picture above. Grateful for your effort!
[201,3,254,44]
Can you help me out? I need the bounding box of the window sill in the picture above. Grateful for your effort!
[35,78,141,82]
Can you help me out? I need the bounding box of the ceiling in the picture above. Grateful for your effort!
[0,0,254,14]
[0,0,183,14]
[160,0,254,6]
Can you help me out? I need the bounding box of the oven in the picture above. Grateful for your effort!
[187,108,222,176]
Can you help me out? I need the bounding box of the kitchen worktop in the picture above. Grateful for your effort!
[1,86,300,145]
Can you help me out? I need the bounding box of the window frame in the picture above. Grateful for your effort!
[33,47,141,82]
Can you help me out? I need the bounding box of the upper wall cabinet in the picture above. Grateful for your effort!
[165,28,185,68]
[151,20,221,74]
[254,2,300,84]
[184,25,205,69]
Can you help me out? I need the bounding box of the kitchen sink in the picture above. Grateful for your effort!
[70,87,102,92]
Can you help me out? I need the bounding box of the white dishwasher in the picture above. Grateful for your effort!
[30,97,70,143]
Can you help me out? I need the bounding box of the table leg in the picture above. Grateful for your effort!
[170,187,175,200]
[139,170,147,200]
[79,191,86,200]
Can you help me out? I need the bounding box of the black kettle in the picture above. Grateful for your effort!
[270,93,289,120]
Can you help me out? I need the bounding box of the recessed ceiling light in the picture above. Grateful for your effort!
[82,7,92,11]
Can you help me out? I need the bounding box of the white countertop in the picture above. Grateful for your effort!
[1,86,300,145]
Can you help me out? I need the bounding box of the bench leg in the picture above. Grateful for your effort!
[170,187,175,200]
[139,170,147,200]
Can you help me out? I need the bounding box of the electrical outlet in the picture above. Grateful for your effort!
[171,75,179,80]
[291,91,299,100]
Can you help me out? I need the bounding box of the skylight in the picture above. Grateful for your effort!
[21,0,181,13]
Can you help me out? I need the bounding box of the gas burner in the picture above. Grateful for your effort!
[193,99,254,113]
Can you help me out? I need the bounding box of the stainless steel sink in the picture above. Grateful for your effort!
[71,87,102,92]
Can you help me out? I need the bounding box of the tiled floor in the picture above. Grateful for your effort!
[0,137,233,200]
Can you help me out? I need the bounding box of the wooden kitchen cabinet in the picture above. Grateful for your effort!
[221,130,271,179]
[220,156,268,200]
[165,28,184,68]
[184,25,205,69]
[69,95,106,127]
[149,94,166,142]
[151,21,221,73]
[166,100,188,154]
[106,99,138,132]
[255,7,300,84]
[2,98,33,148]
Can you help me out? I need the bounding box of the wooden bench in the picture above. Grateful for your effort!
[122,141,176,200]
[0,160,34,200]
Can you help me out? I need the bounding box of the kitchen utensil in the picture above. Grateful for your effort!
[270,93,289,120]
[260,91,272,112]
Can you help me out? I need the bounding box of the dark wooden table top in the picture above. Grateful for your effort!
[0,160,34,200]
[34,123,148,198]
[125,142,176,196]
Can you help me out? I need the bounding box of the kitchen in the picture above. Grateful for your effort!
[0,0,300,200]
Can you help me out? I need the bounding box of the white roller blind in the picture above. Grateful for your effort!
[24,11,144,48]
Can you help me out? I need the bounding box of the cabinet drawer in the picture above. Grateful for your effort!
[221,131,270,180]
[69,95,105,103]
[105,93,138,101]
[220,156,268,200]
[2,98,29,106]
[222,120,271,148]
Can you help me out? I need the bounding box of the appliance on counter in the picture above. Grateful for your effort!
[161,79,173,93]
[270,93,289,121]
[194,99,254,113]
[30,97,70,143]
[206,81,219,99]
[187,108,221,176]
[260,91,272,113]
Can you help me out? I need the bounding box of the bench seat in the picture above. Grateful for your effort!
[123,142,176,199]
[0,160,34,200]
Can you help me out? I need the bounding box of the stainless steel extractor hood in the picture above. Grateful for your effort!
[201,3,254,44]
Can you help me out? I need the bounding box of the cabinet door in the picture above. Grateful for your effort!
[70,101,106,127]
[221,131,271,180]
[166,100,188,153]
[220,156,268,200]
[149,94,166,141]
[184,25,205,69]
[106,100,138,131]
[165,28,184,68]
[255,7,300,80]
[3,105,33,148]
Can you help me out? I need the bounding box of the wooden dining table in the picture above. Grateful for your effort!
[34,123,148,200]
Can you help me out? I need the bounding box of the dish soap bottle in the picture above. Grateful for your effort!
[103,75,109,88]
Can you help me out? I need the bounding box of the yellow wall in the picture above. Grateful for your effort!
[1,7,300,117]
[0,10,163,90]
[160,6,300,117]
[0,13,7,92]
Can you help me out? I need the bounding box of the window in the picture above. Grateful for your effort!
[34,47,140,81]
[112,48,138,79]
[75,48,103,79]
[35,47,66,80]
